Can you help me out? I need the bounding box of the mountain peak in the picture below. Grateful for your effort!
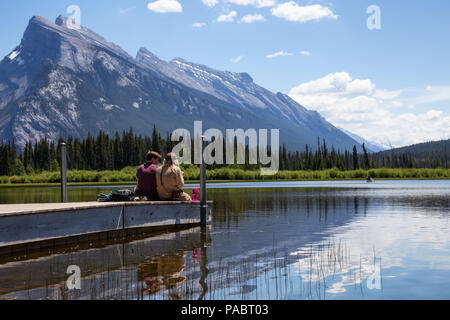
[171,57,187,64]
[136,47,159,59]
[137,47,151,54]
[28,15,54,28]
[55,15,70,27]
[238,72,253,83]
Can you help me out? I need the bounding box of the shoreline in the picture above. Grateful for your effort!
[0,177,449,188]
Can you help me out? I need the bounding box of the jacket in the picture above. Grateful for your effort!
[156,164,185,200]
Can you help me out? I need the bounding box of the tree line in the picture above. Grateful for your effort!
[0,128,448,176]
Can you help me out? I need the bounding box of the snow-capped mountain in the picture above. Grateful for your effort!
[338,128,388,153]
[0,15,363,152]
[138,48,328,127]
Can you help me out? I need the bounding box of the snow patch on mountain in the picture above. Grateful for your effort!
[68,102,79,121]
[117,77,131,87]
[8,51,20,60]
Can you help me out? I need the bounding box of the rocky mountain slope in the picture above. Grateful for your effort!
[0,15,363,152]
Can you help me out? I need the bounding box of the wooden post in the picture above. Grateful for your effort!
[200,136,208,228]
[60,142,68,203]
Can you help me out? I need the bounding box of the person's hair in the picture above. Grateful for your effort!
[146,151,161,162]
[163,152,179,167]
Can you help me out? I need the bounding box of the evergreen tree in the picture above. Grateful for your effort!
[352,146,360,170]
[362,143,370,169]
[151,125,162,154]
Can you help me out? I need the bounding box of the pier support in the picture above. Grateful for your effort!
[60,142,68,203]
[200,136,208,228]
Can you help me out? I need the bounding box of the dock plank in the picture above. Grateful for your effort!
[0,201,213,252]
[0,201,211,217]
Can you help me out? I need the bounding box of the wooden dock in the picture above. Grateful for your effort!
[0,201,212,258]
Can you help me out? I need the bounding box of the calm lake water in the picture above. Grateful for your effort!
[0,180,449,300]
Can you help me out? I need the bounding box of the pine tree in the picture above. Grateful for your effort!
[352,146,360,170]
[151,125,162,154]
[362,143,370,169]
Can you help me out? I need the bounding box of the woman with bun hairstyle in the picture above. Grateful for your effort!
[156,153,191,201]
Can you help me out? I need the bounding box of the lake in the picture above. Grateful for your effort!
[0,180,448,300]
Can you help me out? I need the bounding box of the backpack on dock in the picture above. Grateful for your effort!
[97,189,135,202]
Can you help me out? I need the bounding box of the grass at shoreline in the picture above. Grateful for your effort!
[0,167,449,187]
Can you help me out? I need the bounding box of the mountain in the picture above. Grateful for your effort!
[376,139,449,158]
[338,128,387,153]
[0,15,363,152]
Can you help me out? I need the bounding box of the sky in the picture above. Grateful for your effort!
[0,0,449,147]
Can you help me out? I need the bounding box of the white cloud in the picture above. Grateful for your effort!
[119,6,136,14]
[425,110,443,120]
[291,72,375,96]
[299,50,310,56]
[240,14,266,23]
[217,11,237,22]
[147,0,183,13]
[289,72,450,147]
[230,55,244,63]
[266,50,293,59]
[192,22,206,28]
[202,0,219,8]
[373,89,402,100]
[405,85,450,105]
[225,0,276,8]
[271,2,338,23]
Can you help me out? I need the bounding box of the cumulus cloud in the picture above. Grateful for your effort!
[230,55,244,63]
[225,0,276,8]
[299,50,311,56]
[266,50,293,59]
[147,0,183,13]
[240,14,266,23]
[202,0,219,7]
[289,72,450,147]
[271,2,338,23]
[217,11,238,22]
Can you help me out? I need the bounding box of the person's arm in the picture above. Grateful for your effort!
[175,167,184,190]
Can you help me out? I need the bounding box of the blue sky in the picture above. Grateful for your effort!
[1,0,449,147]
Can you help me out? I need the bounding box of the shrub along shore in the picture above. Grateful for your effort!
[0,167,449,186]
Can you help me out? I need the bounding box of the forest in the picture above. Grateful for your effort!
[0,126,448,182]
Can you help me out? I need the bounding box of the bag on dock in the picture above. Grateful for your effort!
[97,189,135,202]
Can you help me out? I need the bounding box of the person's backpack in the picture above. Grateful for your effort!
[97,189,134,202]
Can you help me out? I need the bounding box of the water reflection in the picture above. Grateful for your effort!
[0,180,448,300]
[139,253,187,298]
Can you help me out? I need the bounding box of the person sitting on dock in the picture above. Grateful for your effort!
[156,153,191,202]
[135,151,161,200]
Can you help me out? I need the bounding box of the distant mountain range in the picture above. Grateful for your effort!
[0,15,366,152]
[338,127,388,153]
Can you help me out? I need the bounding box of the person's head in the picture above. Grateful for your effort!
[146,151,161,164]
[163,152,179,167]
